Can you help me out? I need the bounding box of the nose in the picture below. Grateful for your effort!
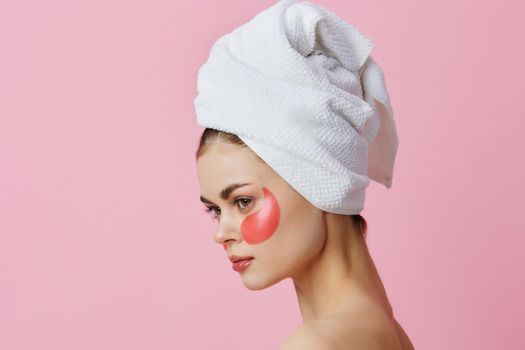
[213,213,242,245]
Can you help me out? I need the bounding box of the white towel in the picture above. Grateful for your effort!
[194,0,399,215]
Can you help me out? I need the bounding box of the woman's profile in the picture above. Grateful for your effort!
[193,1,415,349]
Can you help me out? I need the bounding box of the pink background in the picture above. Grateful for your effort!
[1,0,524,349]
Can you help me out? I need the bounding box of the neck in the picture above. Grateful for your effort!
[291,213,393,323]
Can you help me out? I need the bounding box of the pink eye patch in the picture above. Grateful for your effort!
[240,187,280,244]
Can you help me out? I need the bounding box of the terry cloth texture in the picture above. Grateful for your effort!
[194,0,399,215]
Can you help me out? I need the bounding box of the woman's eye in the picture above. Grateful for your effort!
[203,198,251,221]
[237,198,252,210]
[203,206,220,221]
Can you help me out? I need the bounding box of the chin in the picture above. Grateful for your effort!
[241,271,285,291]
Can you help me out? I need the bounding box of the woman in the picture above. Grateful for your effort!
[195,129,414,350]
[193,1,415,348]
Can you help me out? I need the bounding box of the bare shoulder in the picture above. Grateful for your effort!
[278,323,338,350]
[279,313,403,350]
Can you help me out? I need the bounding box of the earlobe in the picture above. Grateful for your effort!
[240,187,280,244]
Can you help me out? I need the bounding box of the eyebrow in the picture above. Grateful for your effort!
[200,183,252,204]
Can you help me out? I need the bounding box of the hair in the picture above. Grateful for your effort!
[195,128,368,238]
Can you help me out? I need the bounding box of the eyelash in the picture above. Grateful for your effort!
[203,198,252,221]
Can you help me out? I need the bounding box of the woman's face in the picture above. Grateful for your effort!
[196,141,326,290]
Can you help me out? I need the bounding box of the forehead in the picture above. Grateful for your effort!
[196,142,266,192]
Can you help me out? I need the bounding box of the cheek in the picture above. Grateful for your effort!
[240,187,281,244]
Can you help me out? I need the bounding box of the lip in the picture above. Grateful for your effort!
[229,255,254,263]
[229,255,254,272]
[232,258,253,271]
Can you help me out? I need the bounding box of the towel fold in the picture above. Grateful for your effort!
[194,0,399,215]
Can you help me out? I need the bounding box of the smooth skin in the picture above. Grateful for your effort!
[197,141,415,350]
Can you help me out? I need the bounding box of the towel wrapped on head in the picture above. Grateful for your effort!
[193,0,399,215]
